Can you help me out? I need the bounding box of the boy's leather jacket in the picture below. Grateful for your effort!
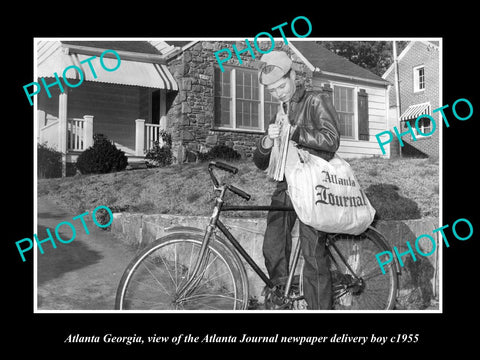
[253,85,340,171]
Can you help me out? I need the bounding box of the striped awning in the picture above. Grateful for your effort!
[400,103,431,121]
[37,41,178,91]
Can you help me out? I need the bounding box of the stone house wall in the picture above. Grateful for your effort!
[165,40,313,162]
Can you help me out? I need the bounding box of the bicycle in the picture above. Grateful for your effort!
[115,161,400,311]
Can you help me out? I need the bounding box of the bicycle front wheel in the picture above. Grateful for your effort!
[328,227,398,310]
[115,233,249,310]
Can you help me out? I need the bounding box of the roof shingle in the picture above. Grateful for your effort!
[291,41,388,83]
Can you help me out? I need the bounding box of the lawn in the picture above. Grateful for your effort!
[37,156,439,221]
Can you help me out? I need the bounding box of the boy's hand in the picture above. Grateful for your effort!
[268,124,281,140]
[262,124,281,149]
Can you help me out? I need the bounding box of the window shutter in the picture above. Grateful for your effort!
[358,88,369,141]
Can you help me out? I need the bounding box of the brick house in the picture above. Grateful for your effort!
[382,41,440,158]
[165,40,391,162]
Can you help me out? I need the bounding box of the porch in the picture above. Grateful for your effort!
[37,40,180,176]
[38,110,169,174]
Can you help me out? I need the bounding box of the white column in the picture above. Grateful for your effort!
[159,90,167,130]
[83,115,94,149]
[135,119,145,156]
[58,92,68,177]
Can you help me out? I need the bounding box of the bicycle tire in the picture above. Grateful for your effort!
[115,233,249,310]
[328,227,398,310]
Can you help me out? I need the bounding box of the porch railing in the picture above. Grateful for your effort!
[135,119,167,156]
[38,114,94,152]
[68,118,86,151]
[145,123,165,151]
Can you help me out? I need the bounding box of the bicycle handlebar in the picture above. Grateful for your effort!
[210,161,238,174]
[229,185,251,201]
[208,161,251,201]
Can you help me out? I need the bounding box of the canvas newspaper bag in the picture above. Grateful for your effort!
[284,142,375,235]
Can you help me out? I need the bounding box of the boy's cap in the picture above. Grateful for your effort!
[258,51,293,85]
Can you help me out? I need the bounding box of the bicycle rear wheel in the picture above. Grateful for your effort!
[328,227,398,310]
[115,233,249,310]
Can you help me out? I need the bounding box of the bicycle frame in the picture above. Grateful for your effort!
[174,161,394,307]
[175,197,308,303]
[116,161,400,311]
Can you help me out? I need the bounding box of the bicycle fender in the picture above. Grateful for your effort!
[164,225,204,235]
[367,226,402,275]
[163,226,244,267]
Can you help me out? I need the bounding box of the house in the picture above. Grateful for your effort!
[382,41,440,158]
[164,40,391,161]
[36,40,393,177]
[36,40,188,175]
[290,41,391,158]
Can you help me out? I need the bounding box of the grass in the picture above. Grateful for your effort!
[37,156,439,221]
[348,156,439,219]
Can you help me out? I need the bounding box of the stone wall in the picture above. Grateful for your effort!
[112,212,440,310]
[165,41,313,163]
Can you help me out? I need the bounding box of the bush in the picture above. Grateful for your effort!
[37,143,62,178]
[145,130,173,167]
[198,144,241,162]
[93,207,112,230]
[76,134,128,174]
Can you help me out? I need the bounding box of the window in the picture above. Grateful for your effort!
[214,67,231,127]
[416,116,432,135]
[235,69,260,130]
[413,65,425,92]
[408,116,433,136]
[333,85,355,138]
[214,66,276,131]
[263,88,278,128]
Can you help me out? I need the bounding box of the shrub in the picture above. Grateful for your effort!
[198,144,241,162]
[37,143,62,178]
[76,134,128,174]
[145,130,173,167]
[93,207,112,230]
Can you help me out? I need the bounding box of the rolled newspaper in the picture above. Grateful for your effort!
[266,102,291,181]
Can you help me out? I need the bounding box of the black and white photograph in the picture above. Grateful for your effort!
[33,38,441,313]
[7,7,478,355]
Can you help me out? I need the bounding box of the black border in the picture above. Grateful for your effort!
[7,5,479,355]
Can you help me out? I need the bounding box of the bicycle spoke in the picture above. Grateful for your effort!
[157,252,177,289]
[328,230,397,310]
[117,236,247,311]
[203,251,220,275]
[200,269,231,285]
[142,256,179,291]
[362,267,390,281]
[192,252,225,289]
[181,292,239,302]
[141,261,173,298]
[130,277,167,292]
[196,253,226,283]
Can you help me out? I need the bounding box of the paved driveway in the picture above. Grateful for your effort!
[36,197,137,310]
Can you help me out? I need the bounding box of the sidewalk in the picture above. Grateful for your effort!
[36,197,137,311]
